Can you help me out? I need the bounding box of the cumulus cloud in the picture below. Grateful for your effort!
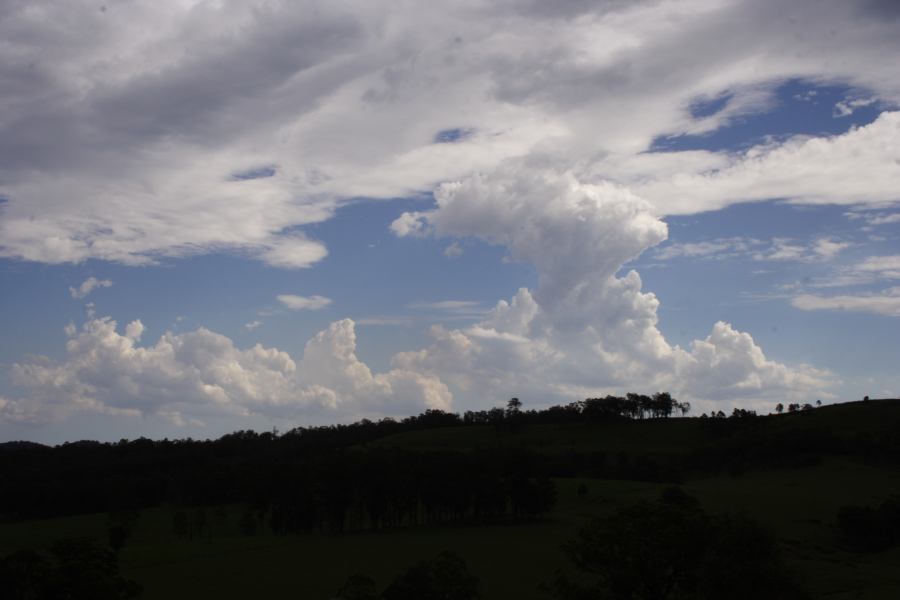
[277,294,332,311]
[391,164,829,411]
[6,316,450,425]
[2,0,900,267]
[69,277,113,299]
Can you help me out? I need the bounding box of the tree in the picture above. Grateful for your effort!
[0,538,143,600]
[382,551,480,600]
[775,403,784,414]
[553,491,709,600]
[107,510,139,556]
[506,397,522,415]
[550,490,808,600]
[333,573,379,600]
[698,514,807,599]
[172,511,189,539]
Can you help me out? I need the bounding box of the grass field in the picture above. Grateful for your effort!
[3,401,900,598]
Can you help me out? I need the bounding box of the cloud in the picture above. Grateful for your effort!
[868,213,900,226]
[834,97,878,117]
[6,315,450,425]
[391,164,829,410]
[2,1,900,268]
[355,316,412,327]
[857,255,900,280]
[626,112,900,215]
[792,289,900,317]
[812,238,851,260]
[656,236,850,263]
[244,320,263,331]
[258,236,329,269]
[69,277,113,299]
[276,294,332,311]
[443,241,463,258]
[653,238,763,261]
[409,300,484,314]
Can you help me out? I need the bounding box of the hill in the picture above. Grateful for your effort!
[1,398,899,599]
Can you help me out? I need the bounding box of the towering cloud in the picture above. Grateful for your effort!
[391,164,829,410]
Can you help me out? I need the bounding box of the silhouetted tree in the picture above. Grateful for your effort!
[382,551,479,600]
[106,510,139,556]
[333,573,379,600]
[550,490,808,600]
[0,538,142,600]
[0,549,51,600]
[775,403,784,414]
[172,511,189,539]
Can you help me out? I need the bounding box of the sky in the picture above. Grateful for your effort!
[1,0,899,443]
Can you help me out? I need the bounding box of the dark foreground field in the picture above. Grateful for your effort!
[2,399,900,599]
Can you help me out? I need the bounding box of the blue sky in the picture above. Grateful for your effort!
[1,0,899,442]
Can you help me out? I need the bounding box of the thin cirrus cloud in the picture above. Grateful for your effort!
[276,294,333,311]
[653,237,849,263]
[792,289,900,318]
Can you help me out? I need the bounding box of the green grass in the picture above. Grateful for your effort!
[4,460,899,599]
[4,400,900,598]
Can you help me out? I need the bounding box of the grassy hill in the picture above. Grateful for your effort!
[2,399,899,599]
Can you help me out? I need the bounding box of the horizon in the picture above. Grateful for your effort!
[2,0,900,444]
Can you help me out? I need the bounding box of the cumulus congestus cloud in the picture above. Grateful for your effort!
[391,165,831,411]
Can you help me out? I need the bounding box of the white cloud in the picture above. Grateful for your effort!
[654,237,762,261]
[792,289,900,317]
[1,1,900,267]
[355,316,412,327]
[812,238,851,260]
[626,112,900,215]
[869,213,900,226]
[654,236,849,263]
[409,300,484,314]
[391,164,829,411]
[276,294,332,311]
[443,241,463,258]
[834,97,877,117]
[69,277,113,299]
[5,315,450,425]
[857,255,900,280]
[244,320,263,331]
